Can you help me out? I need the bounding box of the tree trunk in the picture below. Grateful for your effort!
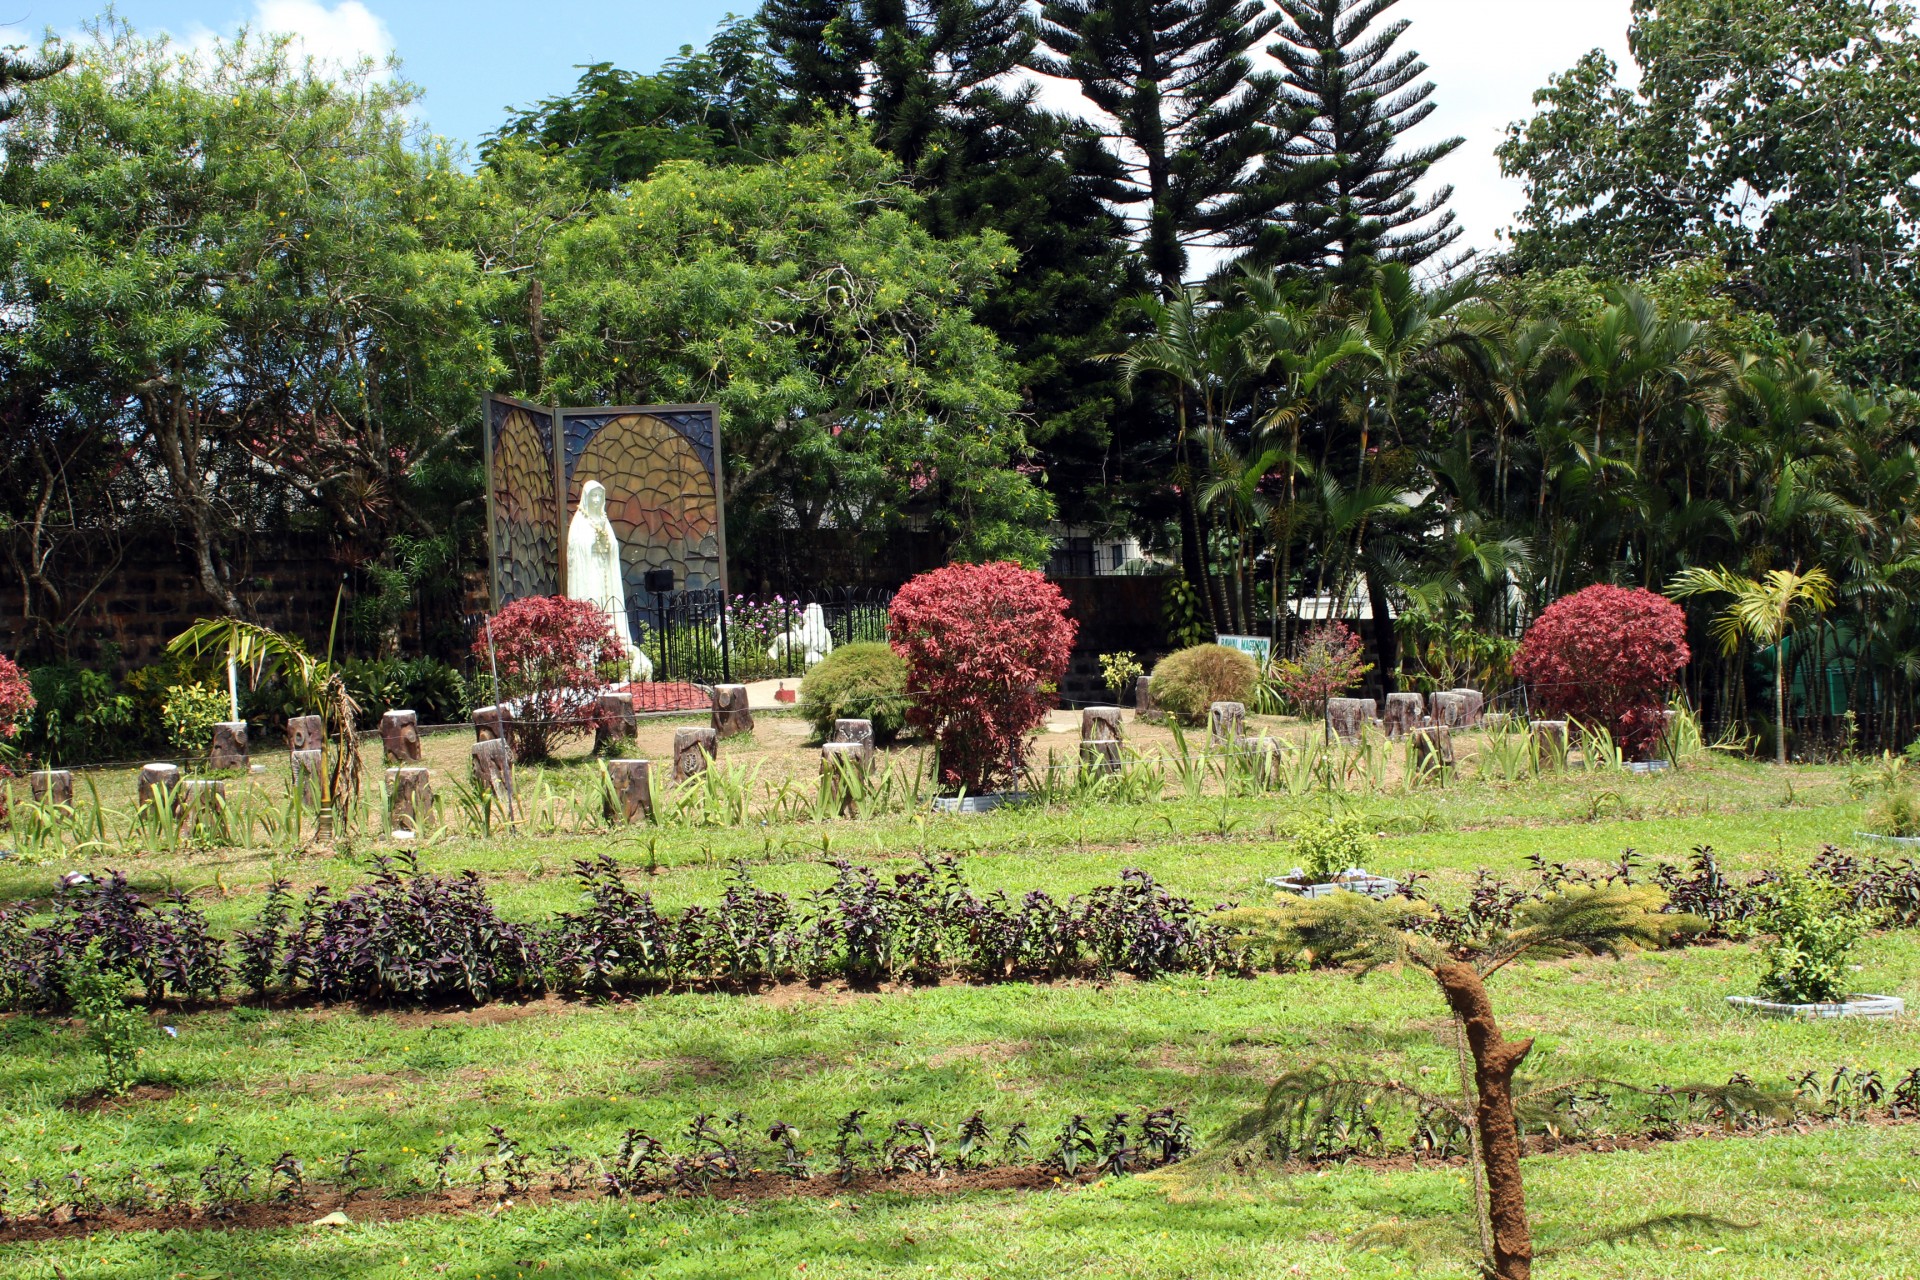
[1365,559,1398,694]
[1775,640,1789,767]
[1431,960,1533,1280]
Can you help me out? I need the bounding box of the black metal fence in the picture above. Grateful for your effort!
[634,587,895,685]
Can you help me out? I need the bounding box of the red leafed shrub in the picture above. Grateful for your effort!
[1513,585,1690,757]
[472,596,622,762]
[1270,622,1373,717]
[0,652,32,777]
[888,561,1077,795]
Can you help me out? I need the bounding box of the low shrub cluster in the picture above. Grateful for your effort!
[1149,644,1259,726]
[798,641,909,744]
[0,870,228,1009]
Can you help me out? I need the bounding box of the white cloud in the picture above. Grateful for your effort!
[249,0,394,72]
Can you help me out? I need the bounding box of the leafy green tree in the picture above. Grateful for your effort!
[539,122,1052,567]
[484,16,781,188]
[1498,0,1920,386]
[1254,0,1464,283]
[0,24,503,617]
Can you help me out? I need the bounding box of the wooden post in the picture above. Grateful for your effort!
[381,710,423,764]
[136,762,182,809]
[1135,675,1159,722]
[175,779,226,823]
[1080,705,1125,775]
[1410,725,1455,774]
[594,692,637,754]
[471,738,514,803]
[1530,720,1569,771]
[606,759,655,823]
[208,721,249,770]
[386,766,433,832]
[820,741,873,815]
[1450,688,1485,728]
[286,714,325,752]
[473,704,514,742]
[1431,691,1467,728]
[28,770,73,806]
[673,727,718,782]
[1327,697,1377,746]
[290,749,325,808]
[1383,692,1424,739]
[711,684,753,738]
[1208,701,1246,748]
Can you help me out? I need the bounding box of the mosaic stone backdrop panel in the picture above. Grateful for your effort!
[561,407,724,597]
[485,396,559,606]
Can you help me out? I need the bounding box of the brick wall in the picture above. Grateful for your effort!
[1051,575,1173,704]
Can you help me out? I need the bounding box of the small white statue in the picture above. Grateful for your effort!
[769,602,835,668]
[566,480,653,682]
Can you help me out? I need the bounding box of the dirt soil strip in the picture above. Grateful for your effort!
[10,1115,1911,1246]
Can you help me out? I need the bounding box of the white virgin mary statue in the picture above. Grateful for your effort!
[567,481,653,682]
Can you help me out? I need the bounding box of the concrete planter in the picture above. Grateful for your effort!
[1625,759,1672,774]
[1857,831,1920,848]
[1726,993,1904,1020]
[931,791,1028,814]
[1265,868,1401,899]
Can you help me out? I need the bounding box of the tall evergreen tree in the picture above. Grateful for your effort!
[1254,0,1464,283]
[1031,0,1295,295]
[760,0,871,115]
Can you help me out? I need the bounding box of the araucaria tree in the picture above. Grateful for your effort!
[1255,0,1465,282]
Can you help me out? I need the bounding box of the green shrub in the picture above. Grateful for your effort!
[1148,644,1259,726]
[162,681,230,754]
[1757,870,1870,1004]
[1287,810,1371,884]
[68,941,147,1096]
[1868,787,1920,837]
[340,657,471,726]
[1215,891,1432,971]
[800,641,909,744]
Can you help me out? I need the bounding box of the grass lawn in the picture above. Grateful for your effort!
[3,738,1918,1278]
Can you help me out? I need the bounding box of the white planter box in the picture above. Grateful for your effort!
[1856,831,1920,847]
[1726,994,1904,1019]
[931,791,1027,814]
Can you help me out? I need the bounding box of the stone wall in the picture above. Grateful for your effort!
[1051,575,1173,703]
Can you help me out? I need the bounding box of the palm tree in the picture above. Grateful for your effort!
[1667,565,1838,765]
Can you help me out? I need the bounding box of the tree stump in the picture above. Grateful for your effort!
[711,684,754,738]
[208,721,249,770]
[1135,675,1159,722]
[386,766,433,832]
[673,727,718,782]
[136,762,182,809]
[1409,725,1455,773]
[1531,720,1569,770]
[606,759,655,823]
[286,714,325,752]
[1209,701,1246,748]
[473,705,513,742]
[1080,705,1125,775]
[1430,691,1467,728]
[290,750,326,808]
[820,741,874,815]
[471,738,514,803]
[830,719,876,749]
[28,770,73,807]
[381,710,423,764]
[594,692,637,754]
[1450,688,1485,727]
[1383,692,1424,739]
[1327,697,1377,745]
[175,779,227,823]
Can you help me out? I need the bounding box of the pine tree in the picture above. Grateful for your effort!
[1031,0,1293,295]
[761,0,872,115]
[0,42,71,122]
[1254,0,1464,283]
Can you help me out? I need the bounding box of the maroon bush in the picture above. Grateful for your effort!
[0,652,33,769]
[887,561,1077,794]
[1513,585,1690,756]
[472,596,622,761]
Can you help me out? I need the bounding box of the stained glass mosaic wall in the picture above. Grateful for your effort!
[484,395,726,609]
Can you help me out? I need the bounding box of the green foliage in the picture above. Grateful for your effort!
[1868,789,1920,838]
[161,682,229,754]
[339,658,471,727]
[20,661,142,764]
[541,122,1053,568]
[1161,578,1212,649]
[1756,871,1869,1004]
[1497,0,1920,386]
[799,642,910,745]
[1099,652,1145,701]
[67,941,145,1097]
[1215,890,1434,971]
[1148,644,1260,726]
[1286,810,1371,884]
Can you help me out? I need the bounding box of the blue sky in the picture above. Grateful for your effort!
[2,1,1635,255]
